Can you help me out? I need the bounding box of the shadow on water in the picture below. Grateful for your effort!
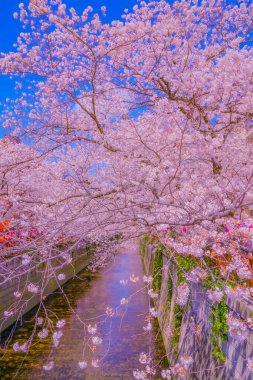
[0,271,95,379]
[0,244,166,379]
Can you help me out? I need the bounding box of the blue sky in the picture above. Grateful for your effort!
[0,0,241,138]
[0,0,139,138]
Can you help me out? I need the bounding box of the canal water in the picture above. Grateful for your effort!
[1,242,164,379]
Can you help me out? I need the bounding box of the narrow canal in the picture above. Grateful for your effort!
[1,242,164,379]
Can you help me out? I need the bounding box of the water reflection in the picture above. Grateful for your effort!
[1,244,164,379]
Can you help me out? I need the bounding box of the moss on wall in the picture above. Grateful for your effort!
[152,245,164,291]
[202,258,229,363]
[174,253,199,283]
[210,299,229,363]
[139,235,151,258]
[171,303,184,354]
[167,271,173,307]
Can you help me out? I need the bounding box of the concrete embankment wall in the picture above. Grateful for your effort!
[0,247,90,333]
[142,243,253,380]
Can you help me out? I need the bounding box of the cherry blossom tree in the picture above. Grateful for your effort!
[1,0,253,378]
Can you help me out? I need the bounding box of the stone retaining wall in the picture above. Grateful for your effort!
[142,242,253,380]
[0,247,90,333]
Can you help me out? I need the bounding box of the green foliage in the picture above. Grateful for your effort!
[152,245,164,291]
[202,257,229,363]
[152,317,170,368]
[167,254,195,354]
[202,275,215,290]
[202,256,223,290]
[139,235,151,258]
[210,299,229,363]
[167,272,173,306]
[202,273,223,291]
[174,253,199,283]
[171,303,184,352]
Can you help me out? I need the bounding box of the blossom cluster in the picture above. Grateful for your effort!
[176,283,190,306]
[226,314,247,342]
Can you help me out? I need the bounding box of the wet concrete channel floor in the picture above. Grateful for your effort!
[1,243,164,379]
